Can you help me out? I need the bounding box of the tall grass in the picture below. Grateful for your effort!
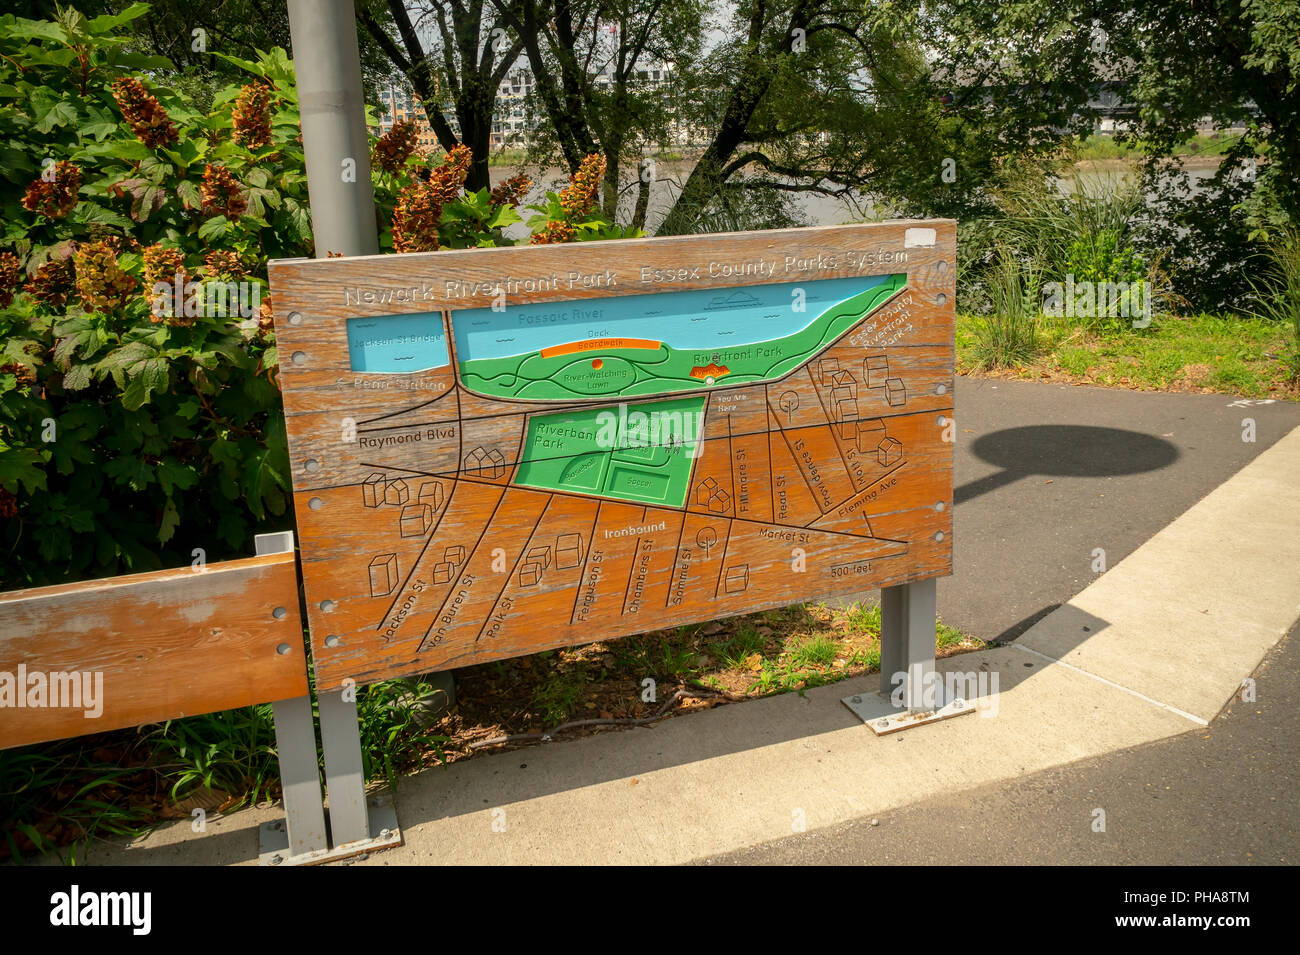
[970,245,1042,368]
[0,737,157,862]
[1249,226,1300,380]
[147,706,280,808]
[992,172,1146,280]
[962,168,1178,344]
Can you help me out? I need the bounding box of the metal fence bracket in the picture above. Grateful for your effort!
[258,793,402,866]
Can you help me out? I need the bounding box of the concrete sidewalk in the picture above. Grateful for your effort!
[705,622,1299,865]
[90,421,1300,865]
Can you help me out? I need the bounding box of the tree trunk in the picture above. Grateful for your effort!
[632,168,651,232]
[456,74,494,193]
[657,66,771,235]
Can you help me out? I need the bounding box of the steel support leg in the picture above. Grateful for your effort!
[317,688,370,846]
[879,578,938,713]
[256,532,327,857]
[269,695,328,855]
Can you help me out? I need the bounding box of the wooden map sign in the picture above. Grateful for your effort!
[268,221,955,690]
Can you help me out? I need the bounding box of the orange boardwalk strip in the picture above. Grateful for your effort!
[540,337,661,358]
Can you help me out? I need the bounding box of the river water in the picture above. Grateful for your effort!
[502,158,1224,236]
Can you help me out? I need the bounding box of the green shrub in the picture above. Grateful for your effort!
[1248,226,1300,380]
[0,6,308,585]
[0,4,626,588]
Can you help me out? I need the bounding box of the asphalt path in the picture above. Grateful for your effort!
[701,622,1298,865]
[703,377,1300,865]
[937,378,1300,642]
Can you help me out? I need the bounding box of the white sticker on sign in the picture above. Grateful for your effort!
[904,228,937,248]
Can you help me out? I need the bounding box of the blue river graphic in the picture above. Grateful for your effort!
[346,313,449,373]
[451,274,891,364]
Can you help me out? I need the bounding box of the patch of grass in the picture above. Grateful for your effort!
[657,631,703,680]
[716,625,767,669]
[530,668,589,726]
[1072,131,1245,162]
[488,148,529,167]
[958,311,1298,398]
[849,646,881,670]
[607,627,703,681]
[844,601,881,634]
[936,621,968,651]
[788,634,842,668]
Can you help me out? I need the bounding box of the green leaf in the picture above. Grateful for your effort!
[487,204,523,230]
[103,455,152,491]
[157,496,180,544]
[0,445,46,495]
[157,460,198,495]
[2,19,67,44]
[198,215,231,242]
[123,356,169,409]
[34,100,78,134]
[87,2,151,33]
[176,180,202,210]
[212,52,261,77]
[80,118,119,140]
[61,362,92,390]
[80,138,152,162]
[72,203,133,229]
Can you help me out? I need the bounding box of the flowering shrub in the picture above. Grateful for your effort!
[0,5,317,586]
[527,153,617,245]
[0,5,634,588]
[110,76,179,149]
[372,119,419,175]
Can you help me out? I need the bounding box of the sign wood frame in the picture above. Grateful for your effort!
[268,221,955,690]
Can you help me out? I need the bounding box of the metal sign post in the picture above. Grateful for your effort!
[278,0,399,861]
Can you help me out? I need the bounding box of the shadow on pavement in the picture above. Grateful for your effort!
[989,603,1062,644]
[955,425,1180,504]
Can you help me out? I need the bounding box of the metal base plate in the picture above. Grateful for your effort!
[841,689,977,735]
[259,794,402,866]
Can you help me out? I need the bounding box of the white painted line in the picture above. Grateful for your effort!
[1012,643,1210,726]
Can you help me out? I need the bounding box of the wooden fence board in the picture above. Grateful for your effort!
[0,553,309,749]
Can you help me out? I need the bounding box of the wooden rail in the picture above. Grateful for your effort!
[0,553,309,749]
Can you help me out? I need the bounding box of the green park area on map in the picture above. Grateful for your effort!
[514,396,706,507]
